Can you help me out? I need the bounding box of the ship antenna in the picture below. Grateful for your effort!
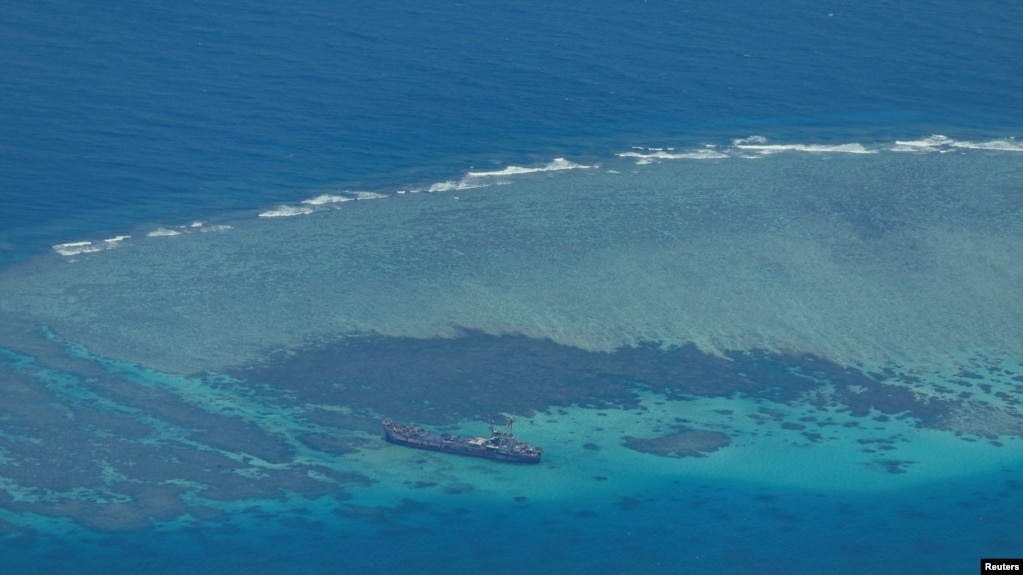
[488,416,495,437]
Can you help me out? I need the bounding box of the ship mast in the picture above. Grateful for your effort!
[488,415,516,437]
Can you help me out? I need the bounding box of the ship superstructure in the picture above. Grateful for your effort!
[382,417,543,463]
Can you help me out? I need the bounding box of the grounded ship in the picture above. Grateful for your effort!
[382,417,543,463]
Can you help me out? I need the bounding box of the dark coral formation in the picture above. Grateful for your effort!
[231,331,1022,438]
[623,428,731,458]
[2,329,1021,533]
[0,341,373,533]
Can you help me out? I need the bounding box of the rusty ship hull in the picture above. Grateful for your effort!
[382,419,542,463]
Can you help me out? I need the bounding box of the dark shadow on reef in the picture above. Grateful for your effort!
[3,329,1018,534]
[623,428,731,458]
[230,329,997,438]
[0,338,374,534]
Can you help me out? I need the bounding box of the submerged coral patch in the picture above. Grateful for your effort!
[622,428,731,458]
[930,402,1023,438]
[230,331,1023,444]
[0,339,374,534]
[1,326,1022,534]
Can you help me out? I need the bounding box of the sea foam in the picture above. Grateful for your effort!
[465,157,595,177]
[618,137,879,164]
[52,235,130,257]
[732,136,874,154]
[266,191,386,217]
[301,194,354,206]
[148,228,183,237]
[617,148,729,164]
[893,134,1023,153]
[423,158,595,192]
[258,205,316,218]
[148,222,232,237]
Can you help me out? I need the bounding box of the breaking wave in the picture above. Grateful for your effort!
[46,135,1022,260]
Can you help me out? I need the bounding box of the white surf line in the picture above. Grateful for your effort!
[52,235,132,257]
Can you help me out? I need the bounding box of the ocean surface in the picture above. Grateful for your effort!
[2,1,1023,573]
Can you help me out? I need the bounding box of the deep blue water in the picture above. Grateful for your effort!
[4,471,1022,574]
[2,1,1023,573]
[3,0,1021,263]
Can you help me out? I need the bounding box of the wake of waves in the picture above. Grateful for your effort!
[620,134,1023,164]
[45,134,1022,259]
